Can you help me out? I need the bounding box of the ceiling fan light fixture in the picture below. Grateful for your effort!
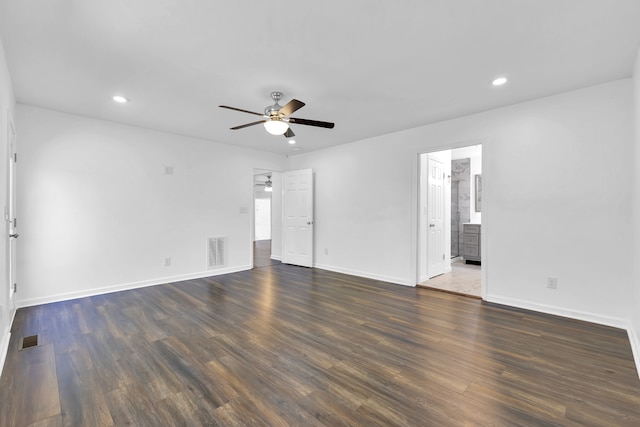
[265,177,273,192]
[491,76,508,86]
[264,119,289,135]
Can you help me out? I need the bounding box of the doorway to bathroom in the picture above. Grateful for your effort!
[418,144,483,298]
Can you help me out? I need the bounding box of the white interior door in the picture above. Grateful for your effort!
[6,116,17,310]
[427,156,445,278]
[283,169,314,267]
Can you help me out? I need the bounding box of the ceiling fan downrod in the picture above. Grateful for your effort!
[264,91,284,117]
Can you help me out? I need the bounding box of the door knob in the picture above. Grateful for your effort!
[9,233,19,238]
[307,221,314,225]
[429,224,435,228]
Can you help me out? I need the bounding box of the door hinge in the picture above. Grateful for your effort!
[14,153,17,163]
[13,218,17,228]
[13,283,17,293]
[443,254,445,260]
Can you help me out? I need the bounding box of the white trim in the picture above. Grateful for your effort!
[270,255,282,261]
[414,138,487,291]
[485,294,627,329]
[314,263,414,287]
[628,324,640,380]
[0,331,10,379]
[0,308,15,379]
[16,265,251,308]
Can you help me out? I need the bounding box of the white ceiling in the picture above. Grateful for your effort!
[1,1,640,155]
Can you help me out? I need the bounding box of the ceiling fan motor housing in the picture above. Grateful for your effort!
[264,91,284,117]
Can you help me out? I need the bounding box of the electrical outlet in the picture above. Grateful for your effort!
[164,257,171,267]
[324,248,329,255]
[547,277,558,289]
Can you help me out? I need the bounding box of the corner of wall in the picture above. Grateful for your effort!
[0,308,15,380]
[631,46,640,380]
[628,323,640,380]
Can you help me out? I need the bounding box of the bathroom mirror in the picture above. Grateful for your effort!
[475,174,482,212]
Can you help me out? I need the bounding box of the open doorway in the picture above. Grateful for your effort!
[253,169,282,268]
[418,144,483,298]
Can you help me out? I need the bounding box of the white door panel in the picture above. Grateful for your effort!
[7,115,17,310]
[283,169,314,267]
[427,156,445,278]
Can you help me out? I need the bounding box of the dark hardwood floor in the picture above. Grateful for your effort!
[1,264,640,426]
[253,239,280,268]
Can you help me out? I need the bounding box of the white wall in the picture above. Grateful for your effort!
[16,105,286,306]
[0,36,16,377]
[291,139,415,285]
[290,79,634,328]
[631,49,640,374]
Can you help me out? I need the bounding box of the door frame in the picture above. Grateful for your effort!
[414,139,487,300]
[6,111,17,313]
[251,168,283,268]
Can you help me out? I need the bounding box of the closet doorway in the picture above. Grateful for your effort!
[253,169,282,268]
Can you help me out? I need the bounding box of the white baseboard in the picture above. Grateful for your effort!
[270,255,282,261]
[16,265,252,308]
[485,294,627,329]
[0,331,10,380]
[314,263,414,287]
[0,308,16,380]
[628,324,640,380]
[486,294,640,378]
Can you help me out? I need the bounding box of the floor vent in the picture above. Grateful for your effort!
[207,236,227,269]
[20,335,38,350]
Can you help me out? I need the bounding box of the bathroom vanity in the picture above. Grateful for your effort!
[462,223,481,264]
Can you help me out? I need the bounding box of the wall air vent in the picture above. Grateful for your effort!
[207,236,227,269]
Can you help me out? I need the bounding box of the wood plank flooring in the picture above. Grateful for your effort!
[1,264,640,426]
[253,240,280,268]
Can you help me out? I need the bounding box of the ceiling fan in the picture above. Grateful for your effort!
[254,175,273,192]
[220,91,335,139]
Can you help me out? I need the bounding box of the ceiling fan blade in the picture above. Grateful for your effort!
[283,128,295,138]
[230,120,266,130]
[289,117,335,129]
[219,105,264,116]
[278,99,305,117]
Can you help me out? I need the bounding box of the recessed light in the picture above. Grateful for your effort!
[288,139,296,145]
[491,77,508,86]
[292,147,302,151]
[112,95,128,103]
